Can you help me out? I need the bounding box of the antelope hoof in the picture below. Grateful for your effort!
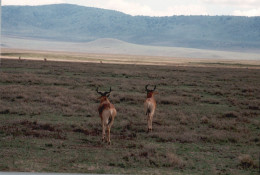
[108,141,111,145]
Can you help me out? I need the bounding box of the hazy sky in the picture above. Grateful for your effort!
[2,0,260,16]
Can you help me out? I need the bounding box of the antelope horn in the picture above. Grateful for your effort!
[96,87,103,95]
[104,87,112,96]
[153,85,157,91]
[145,84,149,91]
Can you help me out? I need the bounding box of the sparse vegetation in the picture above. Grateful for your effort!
[238,154,257,169]
[0,57,259,174]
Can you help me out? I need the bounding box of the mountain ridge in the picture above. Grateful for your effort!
[2,4,260,51]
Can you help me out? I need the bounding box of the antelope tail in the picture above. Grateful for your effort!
[108,116,112,125]
[107,110,114,126]
[146,108,151,115]
[146,102,152,115]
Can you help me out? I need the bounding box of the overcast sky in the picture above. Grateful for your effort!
[2,0,260,16]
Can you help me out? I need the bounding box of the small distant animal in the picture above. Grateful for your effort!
[144,84,158,132]
[19,56,22,61]
[96,87,117,144]
[100,61,103,64]
[44,58,47,62]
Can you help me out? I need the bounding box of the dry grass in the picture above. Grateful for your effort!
[238,154,257,169]
[0,120,66,139]
[0,57,259,174]
[166,153,186,168]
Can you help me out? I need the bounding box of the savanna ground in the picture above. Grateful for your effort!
[0,52,259,174]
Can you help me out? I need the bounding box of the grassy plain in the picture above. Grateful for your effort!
[0,52,259,174]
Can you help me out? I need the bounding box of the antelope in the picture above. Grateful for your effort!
[144,84,157,132]
[96,87,117,144]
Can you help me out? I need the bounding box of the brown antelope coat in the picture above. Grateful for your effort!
[144,85,157,132]
[96,87,117,144]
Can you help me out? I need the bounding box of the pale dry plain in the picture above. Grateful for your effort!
[1,48,260,69]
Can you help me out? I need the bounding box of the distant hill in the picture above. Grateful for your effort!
[2,4,260,51]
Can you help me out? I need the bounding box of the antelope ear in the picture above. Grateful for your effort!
[106,93,110,97]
